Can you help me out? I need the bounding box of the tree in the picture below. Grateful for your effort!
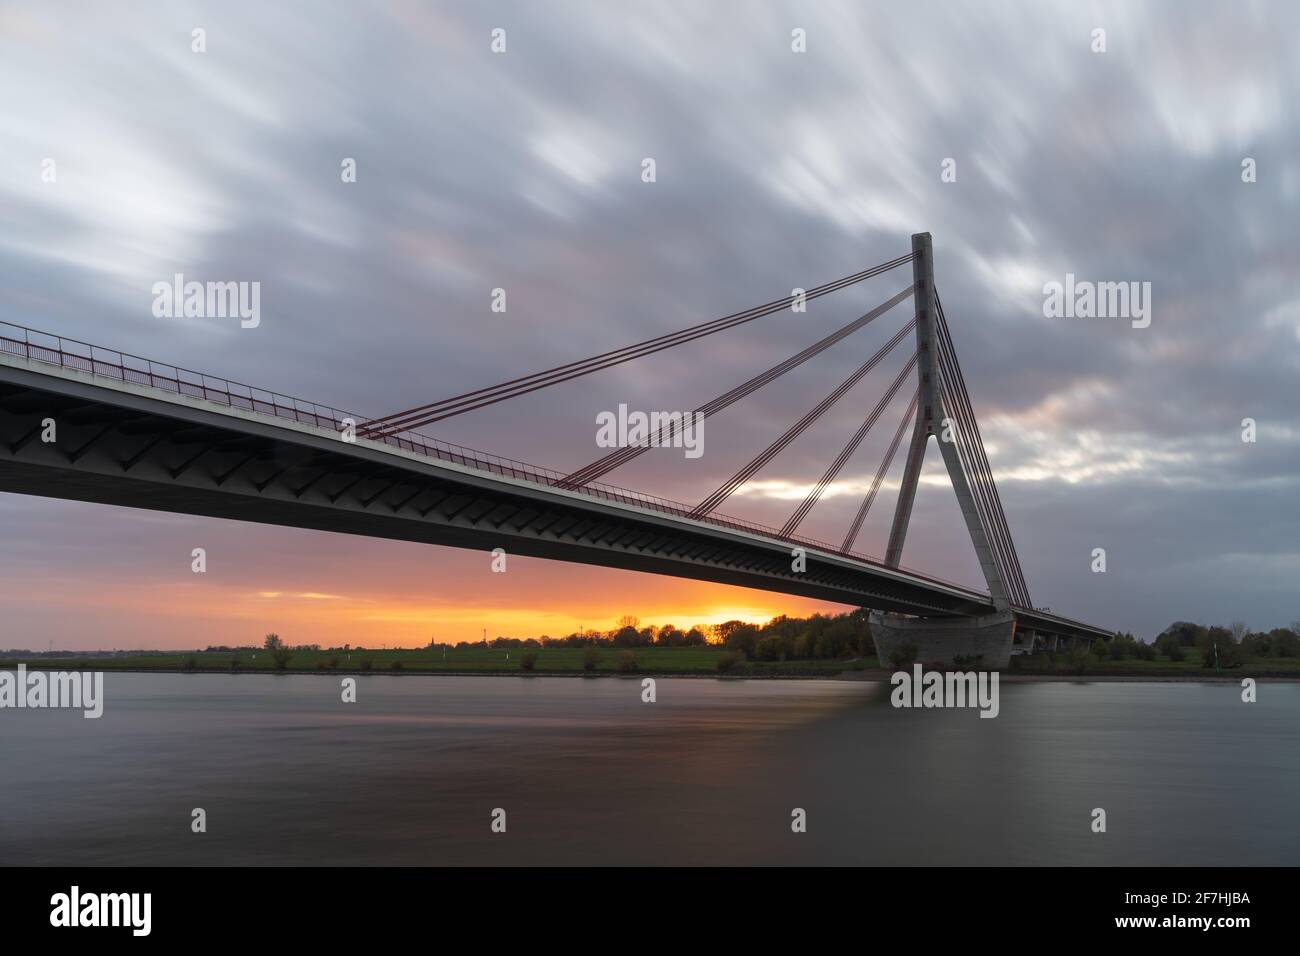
[1200,629,1243,669]
[1155,631,1187,662]
[1108,633,1133,660]
[611,625,641,647]
[713,620,747,644]
[1268,628,1299,657]
[724,624,761,659]
[1156,622,1202,648]
[683,627,709,647]
[814,619,858,659]
[263,633,283,651]
[656,625,685,647]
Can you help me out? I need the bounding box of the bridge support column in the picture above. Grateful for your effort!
[870,609,1018,669]
[883,232,1011,610]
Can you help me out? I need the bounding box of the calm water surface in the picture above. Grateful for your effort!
[2,674,1297,865]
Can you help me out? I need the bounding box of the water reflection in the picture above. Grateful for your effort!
[1,674,1296,865]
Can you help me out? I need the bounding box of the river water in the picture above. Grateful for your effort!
[1,673,1296,865]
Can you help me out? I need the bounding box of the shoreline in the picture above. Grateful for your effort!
[4,663,1296,683]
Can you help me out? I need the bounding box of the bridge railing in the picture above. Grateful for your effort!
[0,319,988,601]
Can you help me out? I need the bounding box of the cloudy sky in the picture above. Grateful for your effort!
[1,1,1297,649]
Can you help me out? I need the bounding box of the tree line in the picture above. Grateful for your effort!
[202,615,1298,669]
[431,610,874,662]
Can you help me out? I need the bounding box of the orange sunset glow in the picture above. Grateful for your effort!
[3,499,844,650]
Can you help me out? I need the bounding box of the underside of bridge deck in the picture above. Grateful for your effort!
[0,362,1009,621]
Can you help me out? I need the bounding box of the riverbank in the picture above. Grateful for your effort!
[4,648,1300,681]
[0,646,852,678]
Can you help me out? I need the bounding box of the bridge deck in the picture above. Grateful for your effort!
[0,322,1111,641]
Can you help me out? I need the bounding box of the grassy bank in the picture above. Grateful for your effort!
[6,648,1300,679]
[1008,654,1300,678]
[0,645,874,677]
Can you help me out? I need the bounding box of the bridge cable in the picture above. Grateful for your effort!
[557,286,916,489]
[690,328,918,519]
[840,387,918,554]
[937,359,1027,606]
[934,347,1020,602]
[927,301,1025,604]
[939,365,1028,607]
[779,360,917,538]
[360,252,916,437]
[932,300,1025,603]
[937,319,1031,607]
[934,296,1032,606]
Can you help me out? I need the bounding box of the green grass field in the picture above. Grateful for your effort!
[1008,653,1300,676]
[7,647,1299,678]
[2,645,873,676]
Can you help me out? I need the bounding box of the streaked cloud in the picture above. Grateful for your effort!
[1,0,1297,644]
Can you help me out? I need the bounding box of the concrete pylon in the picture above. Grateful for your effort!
[873,233,1017,668]
[883,232,1010,610]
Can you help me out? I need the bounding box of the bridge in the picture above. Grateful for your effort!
[0,233,1111,665]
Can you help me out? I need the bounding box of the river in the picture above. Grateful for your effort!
[2,673,1296,865]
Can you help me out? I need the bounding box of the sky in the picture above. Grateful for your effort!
[1,1,1297,649]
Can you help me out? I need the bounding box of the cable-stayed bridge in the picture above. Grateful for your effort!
[0,233,1111,665]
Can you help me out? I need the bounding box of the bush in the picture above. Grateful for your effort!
[182,656,198,672]
[1134,641,1157,661]
[520,650,538,671]
[716,650,743,674]
[724,624,761,659]
[582,647,601,672]
[1066,644,1089,674]
[814,619,859,659]
[616,650,640,673]
[887,642,918,672]
[1201,639,1242,669]
[390,660,403,671]
[1091,638,1110,661]
[270,647,293,671]
[754,634,787,662]
[229,655,241,672]
[1155,631,1187,662]
[359,658,373,671]
[327,656,340,670]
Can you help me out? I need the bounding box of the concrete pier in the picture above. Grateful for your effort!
[870,609,1018,668]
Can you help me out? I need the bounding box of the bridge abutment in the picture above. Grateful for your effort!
[870,609,1018,669]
